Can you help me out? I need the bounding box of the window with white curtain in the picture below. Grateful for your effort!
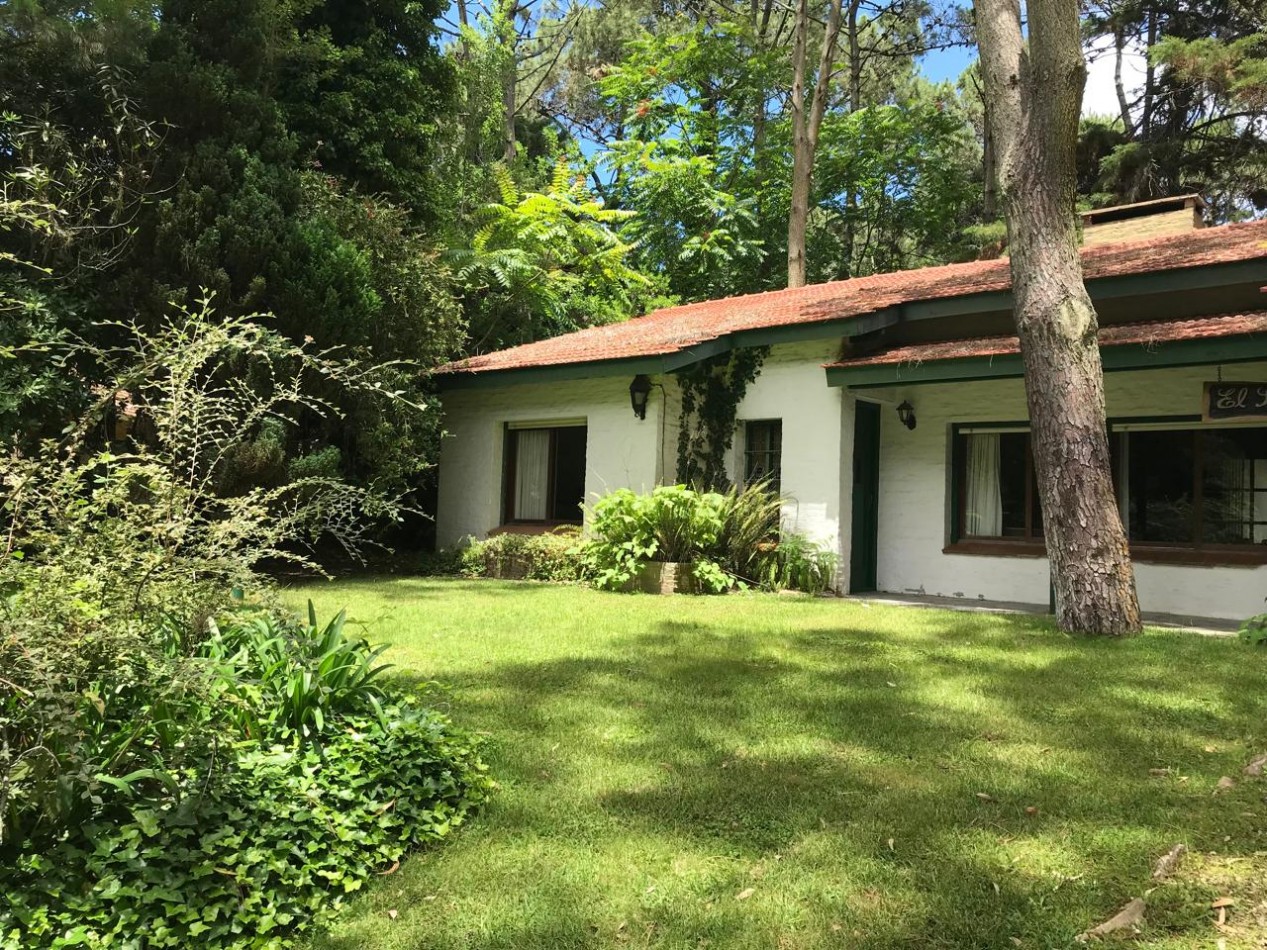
[950,421,1267,557]
[954,428,1043,541]
[504,424,587,523]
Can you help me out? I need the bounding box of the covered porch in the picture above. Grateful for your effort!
[828,312,1267,623]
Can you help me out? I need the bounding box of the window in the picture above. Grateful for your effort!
[503,424,587,523]
[744,420,782,493]
[1118,425,1267,548]
[955,428,1043,541]
[949,421,1267,560]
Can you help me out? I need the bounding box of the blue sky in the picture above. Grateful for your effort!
[918,46,976,84]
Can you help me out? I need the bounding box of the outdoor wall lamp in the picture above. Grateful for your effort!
[629,374,652,420]
[896,400,917,431]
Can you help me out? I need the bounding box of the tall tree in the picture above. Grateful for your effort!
[1081,0,1267,218]
[973,0,1142,634]
[787,0,844,287]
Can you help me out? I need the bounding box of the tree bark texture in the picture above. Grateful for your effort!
[787,0,843,288]
[972,0,1142,635]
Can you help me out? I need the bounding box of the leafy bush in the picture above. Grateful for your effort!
[584,484,837,594]
[761,533,839,595]
[1238,612,1267,645]
[200,603,391,741]
[585,485,738,592]
[0,299,493,946]
[715,480,783,582]
[459,528,590,583]
[0,302,424,841]
[0,704,492,949]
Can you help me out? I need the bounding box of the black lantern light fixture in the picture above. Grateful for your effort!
[896,400,917,431]
[629,374,652,420]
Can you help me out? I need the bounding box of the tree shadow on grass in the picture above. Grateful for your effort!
[315,607,1267,949]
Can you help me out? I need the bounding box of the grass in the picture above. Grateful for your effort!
[287,578,1267,950]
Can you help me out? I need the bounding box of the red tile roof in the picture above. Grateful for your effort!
[826,311,1267,370]
[438,220,1267,377]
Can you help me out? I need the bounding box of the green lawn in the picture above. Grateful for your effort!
[288,579,1267,950]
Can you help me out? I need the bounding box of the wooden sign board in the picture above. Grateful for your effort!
[1204,382,1267,422]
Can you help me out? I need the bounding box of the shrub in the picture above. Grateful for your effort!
[0,301,423,842]
[585,484,837,594]
[0,299,492,946]
[761,533,839,595]
[1238,612,1267,645]
[460,528,590,583]
[0,704,493,949]
[715,480,783,583]
[200,603,392,741]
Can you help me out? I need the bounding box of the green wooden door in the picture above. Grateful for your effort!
[849,400,881,593]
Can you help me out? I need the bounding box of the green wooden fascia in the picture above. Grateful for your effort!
[828,332,1267,390]
[902,259,1267,322]
[437,310,901,390]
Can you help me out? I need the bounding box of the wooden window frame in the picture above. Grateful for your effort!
[1113,420,1267,564]
[944,417,1267,565]
[742,419,783,493]
[501,424,586,526]
[949,424,1043,545]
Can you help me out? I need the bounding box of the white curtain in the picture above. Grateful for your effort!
[964,433,1003,536]
[514,429,550,520]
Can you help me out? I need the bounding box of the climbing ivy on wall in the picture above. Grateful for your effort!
[675,347,768,490]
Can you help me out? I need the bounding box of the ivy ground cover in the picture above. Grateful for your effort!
[293,579,1267,949]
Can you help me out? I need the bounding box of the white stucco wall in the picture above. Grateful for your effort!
[435,375,675,547]
[435,341,852,563]
[870,360,1267,621]
[729,341,848,561]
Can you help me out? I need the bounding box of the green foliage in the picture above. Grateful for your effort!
[0,703,492,949]
[760,532,839,595]
[459,528,590,583]
[281,0,455,219]
[675,347,768,491]
[448,162,663,352]
[813,95,985,278]
[715,480,784,582]
[585,486,725,590]
[201,604,392,741]
[1080,0,1267,217]
[584,483,838,595]
[0,299,427,845]
[1238,611,1267,646]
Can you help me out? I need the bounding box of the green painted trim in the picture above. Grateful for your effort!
[438,355,672,390]
[830,332,1267,390]
[732,309,901,347]
[1106,414,1203,428]
[903,260,1267,321]
[829,354,1024,389]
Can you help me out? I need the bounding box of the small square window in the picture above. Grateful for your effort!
[744,420,782,494]
[503,425,587,523]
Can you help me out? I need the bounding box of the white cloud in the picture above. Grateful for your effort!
[1082,35,1149,122]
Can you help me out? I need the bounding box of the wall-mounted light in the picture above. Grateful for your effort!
[629,374,652,420]
[896,400,917,431]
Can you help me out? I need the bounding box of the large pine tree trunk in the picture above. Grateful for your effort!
[973,0,1142,635]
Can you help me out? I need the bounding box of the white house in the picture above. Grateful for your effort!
[435,197,1267,624]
